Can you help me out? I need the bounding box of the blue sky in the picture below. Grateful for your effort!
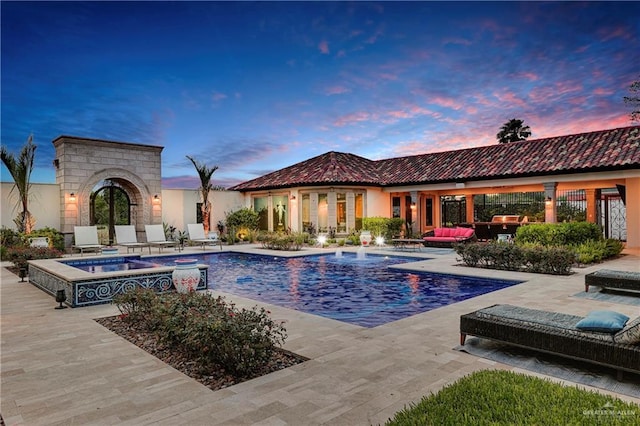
[2,1,639,189]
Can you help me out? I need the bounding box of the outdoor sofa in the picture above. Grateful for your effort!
[585,269,640,294]
[460,304,640,379]
[421,227,476,248]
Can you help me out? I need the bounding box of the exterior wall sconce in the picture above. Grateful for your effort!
[410,202,417,210]
[290,195,296,200]
[545,196,553,206]
[153,194,161,204]
[69,192,76,202]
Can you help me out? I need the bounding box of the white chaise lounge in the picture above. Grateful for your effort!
[115,225,149,253]
[144,224,176,253]
[187,223,222,250]
[73,226,103,256]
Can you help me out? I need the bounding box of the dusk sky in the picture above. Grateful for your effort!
[2,1,639,189]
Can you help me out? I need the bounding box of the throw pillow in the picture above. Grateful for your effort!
[614,316,640,344]
[576,310,630,333]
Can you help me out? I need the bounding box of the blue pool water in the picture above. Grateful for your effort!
[149,252,523,327]
[63,257,161,273]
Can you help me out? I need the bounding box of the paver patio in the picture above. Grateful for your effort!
[2,246,639,425]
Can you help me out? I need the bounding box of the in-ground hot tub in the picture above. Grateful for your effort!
[28,254,208,308]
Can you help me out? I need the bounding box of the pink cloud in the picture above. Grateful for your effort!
[318,40,330,54]
[598,25,632,42]
[334,111,371,127]
[493,91,527,108]
[212,92,227,102]
[324,85,350,96]
[429,96,464,110]
[378,73,397,81]
[442,37,472,46]
[593,87,614,96]
[516,72,539,82]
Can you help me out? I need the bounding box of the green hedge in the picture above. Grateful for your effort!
[259,231,307,250]
[362,216,405,240]
[455,241,575,275]
[516,222,603,246]
[387,370,639,425]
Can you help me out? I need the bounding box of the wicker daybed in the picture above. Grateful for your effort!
[460,304,640,378]
[585,269,640,294]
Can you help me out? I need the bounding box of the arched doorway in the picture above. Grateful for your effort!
[90,180,135,244]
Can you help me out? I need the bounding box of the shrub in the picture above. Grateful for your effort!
[572,238,625,265]
[28,227,65,251]
[6,246,65,270]
[113,290,287,378]
[225,208,260,235]
[455,242,575,275]
[516,222,603,246]
[386,370,639,425]
[112,288,162,328]
[362,217,408,239]
[259,232,306,250]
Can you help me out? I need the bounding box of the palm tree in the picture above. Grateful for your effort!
[1,135,37,233]
[624,76,640,122]
[496,118,532,143]
[186,156,219,233]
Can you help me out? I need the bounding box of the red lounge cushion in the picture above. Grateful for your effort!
[424,237,458,242]
[456,228,475,238]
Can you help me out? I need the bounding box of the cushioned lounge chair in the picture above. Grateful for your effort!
[73,226,103,256]
[585,269,640,294]
[115,225,150,253]
[460,304,640,379]
[187,223,221,250]
[145,224,177,253]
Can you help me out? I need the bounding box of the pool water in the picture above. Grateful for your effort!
[151,252,523,327]
[63,257,161,273]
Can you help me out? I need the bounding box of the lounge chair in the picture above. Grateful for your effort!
[187,223,222,250]
[460,304,640,379]
[144,224,177,253]
[115,225,149,253]
[585,269,640,294]
[73,226,104,256]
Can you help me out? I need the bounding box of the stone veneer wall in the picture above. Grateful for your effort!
[53,136,163,246]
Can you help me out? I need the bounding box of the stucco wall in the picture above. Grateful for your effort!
[1,182,60,230]
[625,177,640,250]
[366,187,390,217]
[160,189,244,233]
[1,183,245,239]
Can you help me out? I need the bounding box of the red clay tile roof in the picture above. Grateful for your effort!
[229,151,381,191]
[230,126,640,191]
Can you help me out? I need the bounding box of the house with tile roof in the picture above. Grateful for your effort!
[2,126,639,249]
[230,125,640,249]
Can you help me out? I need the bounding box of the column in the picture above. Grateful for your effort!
[543,182,558,223]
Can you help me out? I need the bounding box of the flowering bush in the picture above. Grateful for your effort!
[6,246,65,270]
[113,289,287,378]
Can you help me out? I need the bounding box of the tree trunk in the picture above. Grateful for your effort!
[202,201,211,233]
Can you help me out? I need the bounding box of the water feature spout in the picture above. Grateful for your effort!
[335,249,343,258]
[356,246,366,260]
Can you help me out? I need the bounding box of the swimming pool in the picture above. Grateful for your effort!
[63,257,162,273]
[150,252,523,327]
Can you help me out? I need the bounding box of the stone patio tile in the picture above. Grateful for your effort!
[2,249,639,425]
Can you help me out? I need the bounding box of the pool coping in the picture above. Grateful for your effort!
[28,253,208,307]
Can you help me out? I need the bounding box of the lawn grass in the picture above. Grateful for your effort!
[386,370,640,425]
